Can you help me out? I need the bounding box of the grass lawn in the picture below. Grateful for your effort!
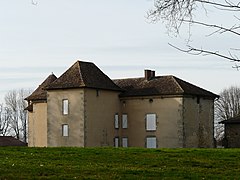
[0,147,240,179]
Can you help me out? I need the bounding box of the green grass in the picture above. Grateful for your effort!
[1,147,240,179]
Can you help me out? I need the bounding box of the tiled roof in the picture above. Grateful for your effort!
[47,61,122,91]
[113,75,218,98]
[24,103,33,112]
[220,115,240,124]
[25,74,57,101]
[0,136,27,146]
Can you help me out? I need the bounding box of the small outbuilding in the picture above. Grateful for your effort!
[0,136,27,146]
[220,115,240,148]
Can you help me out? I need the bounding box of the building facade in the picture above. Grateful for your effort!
[26,61,218,148]
[220,116,240,148]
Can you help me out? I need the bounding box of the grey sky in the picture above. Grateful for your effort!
[0,0,239,101]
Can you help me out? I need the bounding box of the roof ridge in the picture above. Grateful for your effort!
[77,61,86,87]
[171,76,184,93]
[113,77,143,81]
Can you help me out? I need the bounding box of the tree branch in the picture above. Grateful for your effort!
[196,0,240,10]
[168,43,240,64]
[182,20,240,36]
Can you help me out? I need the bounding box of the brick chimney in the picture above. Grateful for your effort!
[144,69,155,80]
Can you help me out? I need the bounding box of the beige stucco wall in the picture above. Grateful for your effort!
[31,87,214,148]
[84,89,121,147]
[47,89,85,147]
[183,97,214,148]
[119,96,184,148]
[28,102,47,147]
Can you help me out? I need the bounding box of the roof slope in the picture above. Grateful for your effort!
[0,136,27,146]
[220,115,240,124]
[47,61,122,91]
[114,75,218,98]
[25,74,57,101]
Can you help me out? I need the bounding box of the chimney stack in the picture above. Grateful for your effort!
[144,69,155,80]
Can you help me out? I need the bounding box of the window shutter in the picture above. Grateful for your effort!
[114,137,119,147]
[114,114,119,129]
[122,114,128,129]
[62,124,69,137]
[146,114,156,131]
[63,99,69,115]
[122,137,128,147]
[146,137,157,148]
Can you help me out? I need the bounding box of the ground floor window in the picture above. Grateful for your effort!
[62,124,69,137]
[114,137,119,147]
[146,137,157,148]
[122,137,128,147]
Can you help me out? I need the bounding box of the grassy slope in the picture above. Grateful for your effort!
[0,147,240,179]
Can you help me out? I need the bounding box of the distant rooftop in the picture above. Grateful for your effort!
[0,136,27,146]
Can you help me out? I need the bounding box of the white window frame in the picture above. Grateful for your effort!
[114,114,119,129]
[114,137,119,147]
[122,137,128,147]
[63,99,69,115]
[62,124,69,137]
[122,114,128,129]
[146,113,157,131]
[146,137,157,148]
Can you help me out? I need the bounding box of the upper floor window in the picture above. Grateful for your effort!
[62,99,69,115]
[114,114,119,129]
[146,113,157,131]
[122,114,128,129]
[62,124,69,137]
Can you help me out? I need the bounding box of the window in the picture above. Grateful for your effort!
[63,99,69,115]
[96,90,100,97]
[114,114,119,129]
[122,114,128,129]
[122,137,128,147]
[114,137,119,147]
[146,114,157,131]
[62,124,69,137]
[146,137,157,148]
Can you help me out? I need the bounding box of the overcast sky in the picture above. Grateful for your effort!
[0,0,239,101]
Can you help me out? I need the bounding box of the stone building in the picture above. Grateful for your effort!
[25,61,218,148]
[220,115,240,148]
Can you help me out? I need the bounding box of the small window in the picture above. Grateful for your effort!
[122,137,128,147]
[146,114,157,131]
[146,137,157,148]
[96,90,100,97]
[114,114,119,129]
[122,114,128,129]
[114,137,119,147]
[63,99,69,115]
[62,124,69,137]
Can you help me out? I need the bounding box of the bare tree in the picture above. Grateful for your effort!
[4,89,30,142]
[215,86,240,141]
[0,104,11,136]
[18,89,28,143]
[147,0,240,68]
